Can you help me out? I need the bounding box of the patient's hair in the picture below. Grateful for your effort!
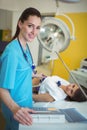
[65,85,87,102]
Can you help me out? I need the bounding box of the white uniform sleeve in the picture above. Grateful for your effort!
[39,76,67,101]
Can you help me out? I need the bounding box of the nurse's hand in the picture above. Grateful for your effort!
[13,107,36,125]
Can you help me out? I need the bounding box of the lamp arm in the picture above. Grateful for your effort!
[55,51,87,100]
[56,12,76,40]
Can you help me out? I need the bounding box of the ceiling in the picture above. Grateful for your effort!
[0,0,87,13]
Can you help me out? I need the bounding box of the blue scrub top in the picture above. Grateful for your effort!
[0,39,33,108]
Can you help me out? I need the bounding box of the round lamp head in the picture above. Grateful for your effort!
[38,17,71,53]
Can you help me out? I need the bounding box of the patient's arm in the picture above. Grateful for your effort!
[33,93,55,102]
[32,78,40,86]
[32,74,46,86]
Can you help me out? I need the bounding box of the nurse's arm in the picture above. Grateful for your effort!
[0,88,20,112]
[0,88,35,125]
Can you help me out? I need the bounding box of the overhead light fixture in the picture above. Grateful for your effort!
[39,10,76,54]
[38,17,71,53]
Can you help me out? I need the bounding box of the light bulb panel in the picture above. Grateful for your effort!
[38,17,71,53]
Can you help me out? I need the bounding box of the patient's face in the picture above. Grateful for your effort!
[65,84,79,97]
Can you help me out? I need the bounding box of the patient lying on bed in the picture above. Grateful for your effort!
[33,75,87,102]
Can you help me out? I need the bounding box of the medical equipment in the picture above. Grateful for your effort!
[31,107,87,123]
[69,69,87,88]
[80,58,87,71]
[20,106,87,127]
[69,58,87,89]
[31,107,65,123]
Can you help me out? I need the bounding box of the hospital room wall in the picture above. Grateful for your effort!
[52,12,87,80]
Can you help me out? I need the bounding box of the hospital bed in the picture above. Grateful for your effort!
[19,100,87,130]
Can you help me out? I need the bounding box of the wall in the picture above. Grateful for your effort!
[0,9,12,30]
[52,12,87,80]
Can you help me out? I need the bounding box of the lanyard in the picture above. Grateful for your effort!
[18,38,37,74]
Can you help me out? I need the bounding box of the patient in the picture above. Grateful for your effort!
[32,75,87,102]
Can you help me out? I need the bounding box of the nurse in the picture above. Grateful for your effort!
[0,7,42,130]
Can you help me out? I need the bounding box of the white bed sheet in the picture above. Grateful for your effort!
[19,100,87,130]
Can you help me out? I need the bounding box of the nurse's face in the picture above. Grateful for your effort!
[65,84,79,97]
[18,15,41,42]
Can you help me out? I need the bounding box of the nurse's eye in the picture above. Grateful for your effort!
[36,26,41,30]
[28,24,33,28]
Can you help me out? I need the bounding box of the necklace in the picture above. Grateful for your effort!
[18,38,37,74]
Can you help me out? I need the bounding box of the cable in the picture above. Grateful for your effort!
[55,12,76,40]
